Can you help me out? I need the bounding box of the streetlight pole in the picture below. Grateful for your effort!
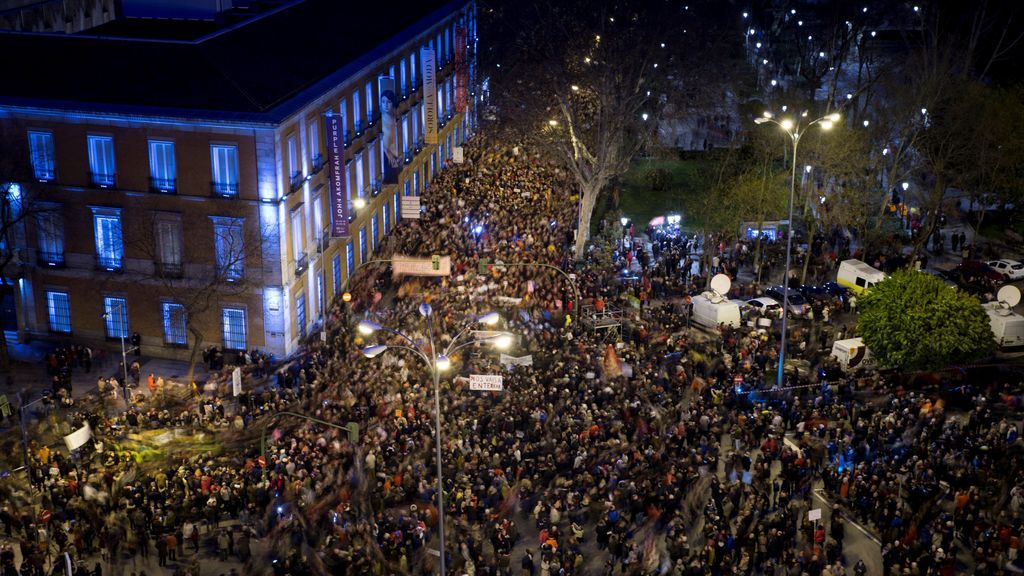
[359,306,512,575]
[754,110,840,385]
[101,301,131,405]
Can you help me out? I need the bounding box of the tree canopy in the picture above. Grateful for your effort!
[858,270,994,371]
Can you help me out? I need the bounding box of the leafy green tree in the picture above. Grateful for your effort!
[858,270,994,371]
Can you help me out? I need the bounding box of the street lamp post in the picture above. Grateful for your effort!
[359,305,512,575]
[101,301,131,405]
[754,110,840,385]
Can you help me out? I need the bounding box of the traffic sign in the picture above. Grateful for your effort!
[40,510,52,523]
[257,455,267,468]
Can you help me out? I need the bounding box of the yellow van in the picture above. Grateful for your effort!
[836,259,886,295]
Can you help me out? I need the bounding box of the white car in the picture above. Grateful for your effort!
[746,297,783,318]
[987,259,1024,281]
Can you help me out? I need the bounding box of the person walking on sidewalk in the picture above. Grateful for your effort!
[155,532,167,567]
[217,529,230,561]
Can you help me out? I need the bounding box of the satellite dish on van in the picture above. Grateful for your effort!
[997,285,1021,308]
[710,274,732,297]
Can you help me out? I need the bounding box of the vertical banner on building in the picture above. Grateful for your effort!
[327,114,349,237]
[378,76,401,185]
[421,48,438,144]
[455,25,468,113]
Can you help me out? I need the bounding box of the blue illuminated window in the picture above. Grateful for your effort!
[333,253,342,296]
[162,302,187,345]
[211,216,245,281]
[211,144,239,196]
[88,135,116,187]
[346,242,355,277]
[371,214,379,249]
[91,207,123,271]
[383,202,390,234]
[28,131,55,181]
[222,307,247,350]
[36,207,64,266]
[46,291,71,334]
[365,81,374,124]
[149,141,176,192]
[359,228,367,263]
[393,195,399,224]
[103,296,129,339]
[296,292,307,339]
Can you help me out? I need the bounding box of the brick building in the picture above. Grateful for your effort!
[0,0,478,360]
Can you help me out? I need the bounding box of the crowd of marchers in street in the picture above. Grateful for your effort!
[2,134,1023,576]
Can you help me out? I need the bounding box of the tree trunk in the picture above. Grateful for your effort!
[800,224,816,285]
[185,325,205,385]
[573,183,600,259]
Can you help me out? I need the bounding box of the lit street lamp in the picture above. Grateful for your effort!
[754,110,840,385]
[360,304,512,574]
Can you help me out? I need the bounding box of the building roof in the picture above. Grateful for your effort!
[0,0,460,124]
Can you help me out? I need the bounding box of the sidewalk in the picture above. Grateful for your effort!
[4,337,208,405]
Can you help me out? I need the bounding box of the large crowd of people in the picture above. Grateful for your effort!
[1,134,1022,576]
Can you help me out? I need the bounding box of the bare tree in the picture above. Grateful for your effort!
[485,0,731,258]
[126,212,269,382]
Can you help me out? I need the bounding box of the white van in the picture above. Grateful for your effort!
[983,303,1024,353]
[830,338,875,372]
[837,259,886,295]
[691,292,741,329]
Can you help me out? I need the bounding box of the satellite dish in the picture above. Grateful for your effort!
[710,273,732,297]
[997,285,1021,308]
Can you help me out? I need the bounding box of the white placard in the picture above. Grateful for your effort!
[63,423,92,451]
[469,374,504,391]
[453,147,464,164]
[401,195,421,219]
[808,508,822,522]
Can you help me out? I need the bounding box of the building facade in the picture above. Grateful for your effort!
[0,0,478,360]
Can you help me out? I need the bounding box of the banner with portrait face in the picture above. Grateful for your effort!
[378,76,401,184]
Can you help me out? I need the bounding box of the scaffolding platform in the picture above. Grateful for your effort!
[581,304,624,340]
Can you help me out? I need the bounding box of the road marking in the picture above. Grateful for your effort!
[812,488,881,545]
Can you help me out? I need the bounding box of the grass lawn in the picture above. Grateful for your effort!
[618,155,708,231]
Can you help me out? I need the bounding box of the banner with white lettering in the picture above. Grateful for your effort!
[455,25,468,113]
[327,114,349,237]
[392,255,451,277]
[421,48,438,145]
[401,195,421,219]
[469,374,503,391]
[499,354,533,367]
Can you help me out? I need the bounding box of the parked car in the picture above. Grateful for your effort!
[939,267,992,296]
[762,286,811,316]
[957,260,1006,285]
[800,282,849,302]
[924,269,959,289]
[987,259,1024,281]
[746,297,783,318]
